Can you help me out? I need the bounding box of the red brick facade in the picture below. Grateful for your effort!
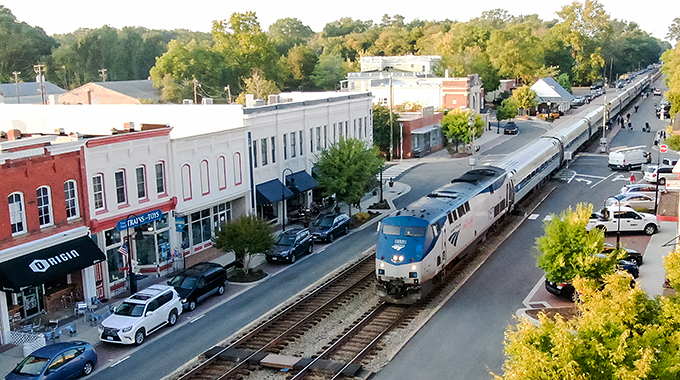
[0,143,87,250]
[400,112,444,158]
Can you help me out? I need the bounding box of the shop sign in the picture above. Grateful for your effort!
[116,209,163,231]
[175,216,186,232]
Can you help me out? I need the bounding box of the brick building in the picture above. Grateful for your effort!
[398,107,445,158]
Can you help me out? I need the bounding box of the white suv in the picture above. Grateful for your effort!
[99,284,182,345]
[586,206,660,235]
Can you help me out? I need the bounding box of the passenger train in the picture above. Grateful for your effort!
[376,70,655,304]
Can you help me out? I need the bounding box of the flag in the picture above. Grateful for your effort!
[118,243,128,271]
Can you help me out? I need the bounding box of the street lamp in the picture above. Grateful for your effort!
[654,146,662,215]
[281,168,294,232]
[468,115,476,167]
[124,214,139,294]
[604,197,621,248]
[547,101,551,114]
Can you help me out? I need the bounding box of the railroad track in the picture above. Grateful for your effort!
[175,254,376,380]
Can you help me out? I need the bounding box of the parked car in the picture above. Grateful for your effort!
[545,279,575,299]
[620,183,665,199]
[6,341,97,380]
[167,262,227,311]
[602,243,643,266]
[99,284,182,345]
[572,96,585,106]
[590,82,603,90]
[587,206,660,235]
[266,228,313,263]
[604,193,656,211]
[643,164,676,185]
[503,121,519,135]
[653,88,662,96]
[595,254,639,278]
[662,158,678,167]
[311,213,350,242]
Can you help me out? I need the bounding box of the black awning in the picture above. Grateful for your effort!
[0,236,106,293]
[286,170,317,193]
[256,178,295,204]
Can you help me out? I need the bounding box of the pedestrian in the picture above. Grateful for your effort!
[628,121,632,131]
[635,105,639,113]
[630,173,636,184]
[645,122,650,132]
[662,130,667,139]
[627,113,631,121]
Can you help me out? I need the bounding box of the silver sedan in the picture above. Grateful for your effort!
[605,193,656,212]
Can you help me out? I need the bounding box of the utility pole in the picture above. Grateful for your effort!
[33,64,47,105]
[225,85,232,104]
[389,76,393,161]
[12,71,20,104]
[98,68,107,82]
[193,78,198,104]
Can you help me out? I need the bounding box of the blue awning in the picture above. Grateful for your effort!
[256,178,295,204]
[286,170,317,193]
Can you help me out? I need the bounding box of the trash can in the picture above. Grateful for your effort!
[599,137,608,153]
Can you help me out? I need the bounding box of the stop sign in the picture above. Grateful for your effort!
[660,144,669,153]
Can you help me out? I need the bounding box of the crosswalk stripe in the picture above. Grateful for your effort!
[544,215,553,221]
[528,214,539,220]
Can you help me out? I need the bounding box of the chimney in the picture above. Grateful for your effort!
[85,89,92,105]
[6,129,22,141]
[246,94,255,107]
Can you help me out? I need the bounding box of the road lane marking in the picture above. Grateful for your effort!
[528,214,539,220]
[574,174,607,179]
[574,178,593,185]
[544,215,553,221]
[189,314,205,323]
[111,356,130,367]
[590,172,617,188]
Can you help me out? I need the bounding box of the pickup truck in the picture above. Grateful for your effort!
[586,206,660,235]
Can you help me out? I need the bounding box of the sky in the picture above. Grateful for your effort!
[1,0,675,41]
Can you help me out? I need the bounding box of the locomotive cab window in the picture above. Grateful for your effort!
[404,226,426,237]
[382,224,402,235]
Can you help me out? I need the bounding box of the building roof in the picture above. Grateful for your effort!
[530,77,574,102]
[90,80,162,101]
[0,81,67,104]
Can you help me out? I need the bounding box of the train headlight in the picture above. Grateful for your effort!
[410,264,417,271]
[379,262,385,268]
[391,255,405,263]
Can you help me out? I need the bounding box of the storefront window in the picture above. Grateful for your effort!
[191,209,211,245]
[105,229,121,246]
[157,230,170,262]
[107,247,125,283]
[213,202,232,232]
[156,212,168,230]
[135,232,156,266]
[135,212,171,266]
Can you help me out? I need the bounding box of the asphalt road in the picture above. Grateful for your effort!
[372,80,669,380]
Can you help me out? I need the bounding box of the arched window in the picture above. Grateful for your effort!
[64,180,79,219]
[182,164,192,200]
[36,186,53,227]
[92,174,105,210]
[8,192,26,235]
[136,165,147,200]
[233,153,242,186]
[217,156,227,190]
[200,160,210,195]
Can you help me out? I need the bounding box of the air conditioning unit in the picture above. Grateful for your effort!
[202,98,213,105]
[183,99,194,105]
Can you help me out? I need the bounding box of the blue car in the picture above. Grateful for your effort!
[6,341,97,380]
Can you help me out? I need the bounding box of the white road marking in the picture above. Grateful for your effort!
[574,178,593,185]
[528,214,539,220]
[111,356,130,367]
[590,172,617,188]
[189,314,205,323]
[544,215,553,221]
[574,174,606,179]
[612,174,631,182]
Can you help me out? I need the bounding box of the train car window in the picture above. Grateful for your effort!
[488,185,494,194]
[382,224,402,235]
[431,224,441,236]
[447,213,454,224]
[464,202,470,212]
[457,205,466,216]
[452,211,458,220]
[404,226,427,237]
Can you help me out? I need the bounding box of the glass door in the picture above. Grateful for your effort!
[22,286,44,319]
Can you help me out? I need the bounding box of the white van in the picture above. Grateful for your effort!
[608,146,651,170]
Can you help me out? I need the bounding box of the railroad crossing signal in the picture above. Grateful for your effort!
[660,144,668,153]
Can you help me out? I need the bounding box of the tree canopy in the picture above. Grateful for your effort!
[314,138,384,215]
[213,214,275,274]
[440,108,485,152]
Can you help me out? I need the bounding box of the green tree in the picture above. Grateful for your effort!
[268,17,314,56]
[0,6,57,82]
[558,72,572,94]
[282,44,318,90]
[310,51,347,90]
[668,18,680,44]
[314,138,384,216]
[234,68,280,104]
[372,104,401,155]
[536,203,619,283]
[213,214,275,274]
[440,108,485,153]
[487,23,544,84]
[495,98,518,128]
[510,85,538,116]
[662,45,680,121]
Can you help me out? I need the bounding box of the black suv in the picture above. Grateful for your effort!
[167,262,227,311]
[311,213,351,242]
[266,228,313,263]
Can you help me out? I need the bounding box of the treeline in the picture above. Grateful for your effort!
[0,1,671,103]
